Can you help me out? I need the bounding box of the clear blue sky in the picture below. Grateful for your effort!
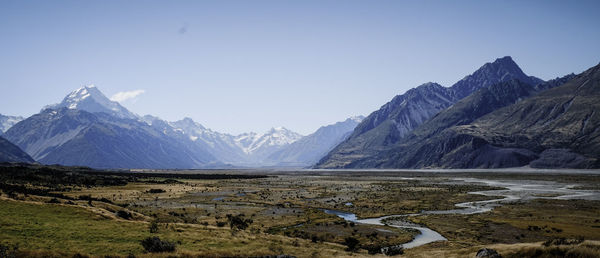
[1,0,599,135]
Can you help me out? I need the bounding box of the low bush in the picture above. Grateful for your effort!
[116,210,133,220]
[226,214,253,231]
[140,237,176,253]
[147,189,166,194]
[149,221,159,233]
[343,237,360,251]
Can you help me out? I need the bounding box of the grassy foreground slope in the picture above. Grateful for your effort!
[0,199,348,257]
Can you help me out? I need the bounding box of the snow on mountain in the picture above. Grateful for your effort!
[142,115,303,165]
[0,114,24,134]
[238,127,303,154]
[4,108,217,168]
[45,85,137,119]
[168,118,249,163]
[266,116,364,167]
[7,84,342,167]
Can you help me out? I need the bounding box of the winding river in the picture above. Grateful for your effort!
[323,177,600,249]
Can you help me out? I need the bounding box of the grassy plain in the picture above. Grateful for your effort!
[0,165,599,257]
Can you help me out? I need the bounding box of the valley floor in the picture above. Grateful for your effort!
[0,165,599,257]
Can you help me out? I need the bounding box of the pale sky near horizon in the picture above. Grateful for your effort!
[1,0,599,135]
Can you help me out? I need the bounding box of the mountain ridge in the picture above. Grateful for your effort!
[364,64,597,169]
[316,56,544,168]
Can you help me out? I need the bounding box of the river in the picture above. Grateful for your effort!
[323,177,600,249]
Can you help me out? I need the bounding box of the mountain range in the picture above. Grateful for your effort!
[2,85,360,168]
[2,56,598,169]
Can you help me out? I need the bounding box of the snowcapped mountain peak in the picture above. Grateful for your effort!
[268,126,295,134]
[233,127,302,154]
[348,115,365,123]
[0,114,24,133]
[46,85,137,119]
[170,117,207,133]
[65,85,98,107]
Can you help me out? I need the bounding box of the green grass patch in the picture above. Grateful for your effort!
[0,199,149,255]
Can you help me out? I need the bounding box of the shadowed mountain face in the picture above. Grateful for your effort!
[316,56,544,168]
[0,136,34,163]
[358,64,597,169]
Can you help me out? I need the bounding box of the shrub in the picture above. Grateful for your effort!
[543,237,585,247]
[343,237,360,251]
[226,214,253,231]
[363,244,383,254]
[149,221,159,233]
[148,189,166,194]
[116,210,133,220]
[140,237,176,253]
[47,198,61,204]
[0,243,18,258]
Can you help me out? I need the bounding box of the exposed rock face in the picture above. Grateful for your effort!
[317,56,543,168]
[327,78,555,168]
[373,64,599,169]
[452,56,543,99]
[452,63,600,168]
[476,248,502,258]
[381,245,404,256]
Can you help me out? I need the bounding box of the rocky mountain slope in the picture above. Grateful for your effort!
[366,64,598,169]
[317,56,543,168]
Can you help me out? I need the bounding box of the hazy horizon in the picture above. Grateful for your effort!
[1,0,599,135]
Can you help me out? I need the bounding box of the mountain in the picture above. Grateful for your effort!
[5,86,220,169]
[166,117,249,164]
[45,85,137,119]
[0,136,34,163]
[446,63,600,168]
[362,63,599,169]
[451,56,544,99]
[141,115,304,166]
[0,114,24,135]
[316,56,544,168]
[234,127,303,164]
[4,108,217,169]
[358,74,577,168]
[265,116,364,167]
